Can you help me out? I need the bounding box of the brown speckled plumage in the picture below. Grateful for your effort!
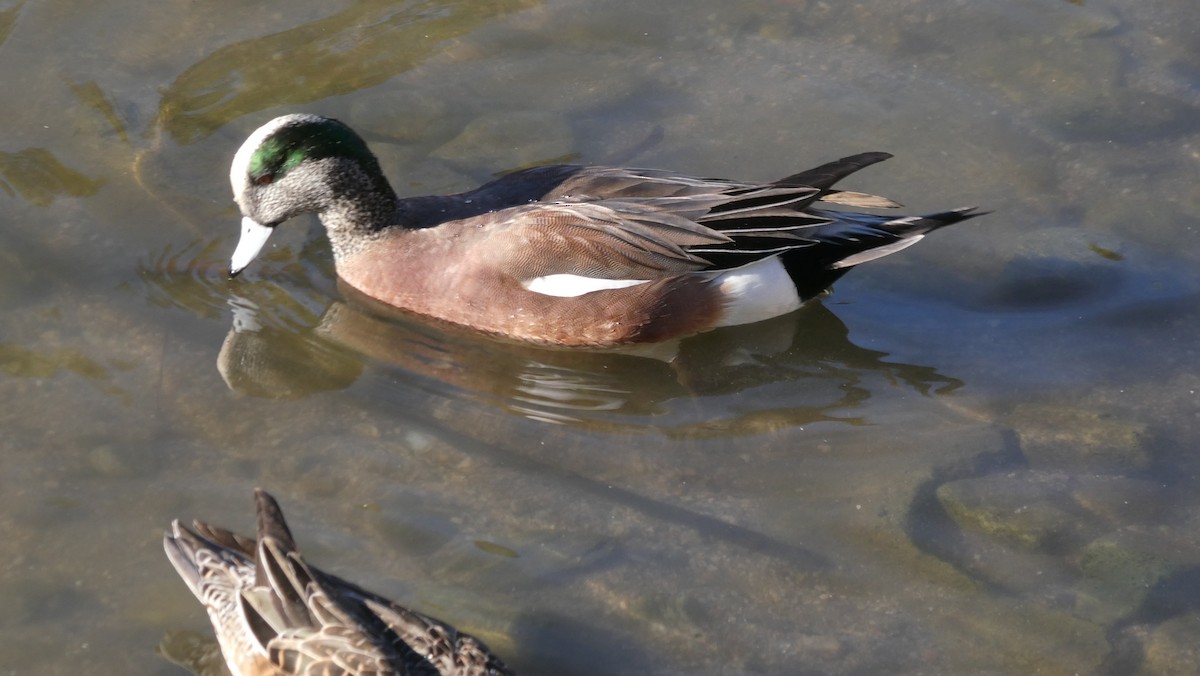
[164,490,513,676]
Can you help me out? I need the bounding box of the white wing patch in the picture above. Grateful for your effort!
[713,257,802,327]
[522,274,651,298]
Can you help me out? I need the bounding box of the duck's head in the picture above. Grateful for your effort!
[228,114,388,276]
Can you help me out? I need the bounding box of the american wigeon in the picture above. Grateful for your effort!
[230,114,980,347]
[164,490,513,676]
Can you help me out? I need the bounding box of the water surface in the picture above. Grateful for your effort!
[2,0,1199,673]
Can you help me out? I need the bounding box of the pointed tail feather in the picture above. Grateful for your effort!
[904,206,986,233]
[773,152,894,190]
[254,489,296,553]
[780,206,984,300]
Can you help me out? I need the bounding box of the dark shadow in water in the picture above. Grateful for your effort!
[436,405,833,568]
[208,286,924,568]
[507,612,657,676]
[156,630,227,676]
[905,427,1200,675]
[1097,565,1200,675]
[156,0,541,144]
[0,147,103,207]
[207,279,964,429]
[134,235,965,429]
[901,429,1027,591]
[138,245,969,573]
[980,255,1125,312]
[0,1,25,51]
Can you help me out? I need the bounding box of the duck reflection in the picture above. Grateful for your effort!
[216,279,962,430]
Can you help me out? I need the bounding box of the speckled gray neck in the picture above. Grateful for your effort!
[313,157,402,260]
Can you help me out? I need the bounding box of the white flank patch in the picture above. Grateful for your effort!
[522,274,650,298]
[713,257,802,327]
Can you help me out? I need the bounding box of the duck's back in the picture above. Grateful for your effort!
[395,165,587,230]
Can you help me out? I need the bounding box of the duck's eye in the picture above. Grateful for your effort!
[252,172,275,187]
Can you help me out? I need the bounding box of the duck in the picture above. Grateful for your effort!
[229,114,981,347]
[163,489,514,676]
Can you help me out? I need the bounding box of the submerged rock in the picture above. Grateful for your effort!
[1009,403,1150,472]
[936,470,1091,551]
[1070,475,1164,525]
[1077,528,1200,622]
[1138,613,1200,675]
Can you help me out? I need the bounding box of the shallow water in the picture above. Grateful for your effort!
[2,0,1199,673]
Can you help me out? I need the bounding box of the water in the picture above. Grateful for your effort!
[2,0,1199,673]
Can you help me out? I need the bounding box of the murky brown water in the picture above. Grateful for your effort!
[2,0,1199,673]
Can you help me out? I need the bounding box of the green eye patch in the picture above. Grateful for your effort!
[247,118,373,185]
